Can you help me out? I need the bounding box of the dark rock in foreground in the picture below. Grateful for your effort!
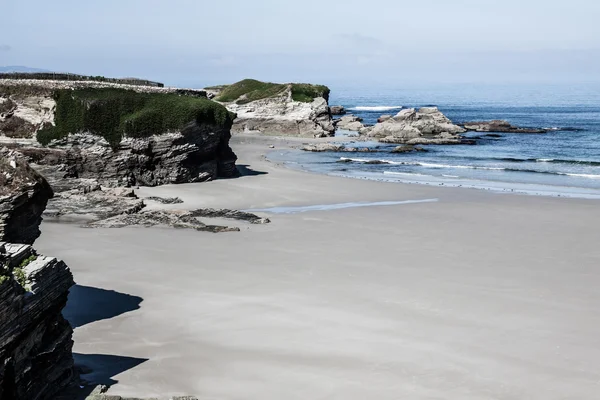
[0,246,75,399]
[463,120,548,134]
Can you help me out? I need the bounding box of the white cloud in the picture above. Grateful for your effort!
[0,44,11,52]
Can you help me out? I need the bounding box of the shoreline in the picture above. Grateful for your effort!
[266,137,600,201]
[36,134,600,399]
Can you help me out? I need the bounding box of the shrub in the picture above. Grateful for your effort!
[0,98,16,114]
[36,88,236,149]
[0,115,36,138]
[291,83,330,103]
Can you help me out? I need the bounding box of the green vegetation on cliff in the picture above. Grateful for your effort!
[215,79,330,104]
[290,83,330,103]
[37,88,236,148]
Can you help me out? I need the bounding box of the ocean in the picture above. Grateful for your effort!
[270,83,600,199]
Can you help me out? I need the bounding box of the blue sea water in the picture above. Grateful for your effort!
[272,83,600,198]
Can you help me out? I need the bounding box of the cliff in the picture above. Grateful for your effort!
[0,81,239,186]
[0,152,75,399]
[210,79,335,137]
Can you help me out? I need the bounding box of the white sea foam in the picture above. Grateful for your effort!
[342,157,505,170]
[537,158,555,162]
[561,173,600,179]
[349,106,403,112]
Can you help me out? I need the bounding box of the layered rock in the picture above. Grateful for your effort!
[40,124,238,187]
[215,80,335,137]
[367,107,466,144]
[0,243,75,400]
[0,148,54,244]
[463,120,548,134]
[0,152,74,399]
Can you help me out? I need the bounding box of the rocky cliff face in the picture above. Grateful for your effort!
[0,243,75,400]
[367,107,467,144]
[38,122,238,187]
[0,151,75,399]
[0,148,54,244]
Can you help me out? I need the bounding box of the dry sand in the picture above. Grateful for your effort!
[36,135,600,399]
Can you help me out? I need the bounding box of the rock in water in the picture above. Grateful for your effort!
[368,107,466,144]
[463,120,548,134]
[329,105,346,115]
[0,148,53,244]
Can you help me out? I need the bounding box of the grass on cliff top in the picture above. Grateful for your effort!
[36,88,236,149]
[215,79,330,104]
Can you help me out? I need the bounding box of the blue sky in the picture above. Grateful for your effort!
[1,0,599,87]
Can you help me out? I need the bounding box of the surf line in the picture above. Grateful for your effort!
[245,198,439,214]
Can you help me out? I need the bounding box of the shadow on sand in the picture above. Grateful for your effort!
[64,285,143,329]
[74,353,149,386]
[237,164,268,176]
[57,286,146,398]
[57,354,149,400]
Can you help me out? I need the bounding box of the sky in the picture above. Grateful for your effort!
[1,0,599,87]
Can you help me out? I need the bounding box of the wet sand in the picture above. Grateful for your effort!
[36,135,600,399]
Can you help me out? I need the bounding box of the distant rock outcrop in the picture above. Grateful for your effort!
[367,107,466,144]
[463,120,548,134]
[0,148,53,244]
[214,79,335,137]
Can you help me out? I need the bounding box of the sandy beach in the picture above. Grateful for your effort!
[36,135,600,400]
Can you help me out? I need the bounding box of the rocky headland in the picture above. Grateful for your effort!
[209,79,335,137]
